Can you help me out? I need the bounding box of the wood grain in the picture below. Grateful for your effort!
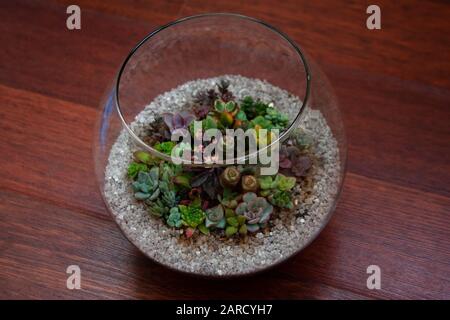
[0,0,449,299]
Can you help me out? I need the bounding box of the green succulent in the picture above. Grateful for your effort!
[202,116,218,130]
[127,162,148,179]
[171,142,191,159]
[159,181,178,208]
[173,173,191,189]
[268,190,293,209]
[264,107,289,129]
[258,174,296,209]
[148,199,169,217]
[179,205,205,228]
[250,115,273,130]
[214,100,236,113]
[133,150,155,164]
[132,168,160,201]
[293,128,314,149]
[205,204,226,229]
[225,226,238,237]
[235,192,273,233]
[218,188,239,209]
[154,141,176,155]
[240,96,268,119]
[259,174,296,192]
[167,207,183,228]
[198,223,210,235]
[235,110,247,121]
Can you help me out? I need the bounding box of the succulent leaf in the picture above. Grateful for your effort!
[225,226,238,237]
[167,207,183,228]
[127,162,148,179]
[219,166,241,188]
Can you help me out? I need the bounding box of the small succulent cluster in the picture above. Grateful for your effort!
[126,80,315,239]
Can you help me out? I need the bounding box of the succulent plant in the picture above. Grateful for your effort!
[132,168,160,201]
[167,207,183,228]
[291,155,312,177]
[241,175,259,192]
[194,88,218,117]
[127,162,148,179]
[144,116,171,145]
[205,204,226,229]
[185,227,195,238]
[213,100,237,128]
[190,168,222,200]
[224,214,247,237]
[179,205,205,228]
[172,173,191,189]
[214,100,236,113]
[148,198,169,217]
[133,150,155,165]
[217,79,234,102]
[154,141,176,155]
[279,145,295,169]
[235,192,273,233]
[293,128,314,149]
[163,111,195,135]
[264,106,289,129]
[240,96,269,119]
[219,166,241,188]
[259,174,296,192]
[202,116,218,131]
[218,188,239,209]
[159,180,178,208]
[267,190,293,209]
[250,115,273,130]
[198,223,210,235]
[188,187,202,200]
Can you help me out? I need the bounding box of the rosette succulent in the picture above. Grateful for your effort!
[127,162,148,179]
[167,207,183,228]
[235,192,273,233]
[240,96,268,119]
[264,106,289,129]
[132,168,160,201]
[219,166,241,188]
[205,204,226,229]
[214,100,237,128]
[278,144,312,177]
[241,175,258,192]
[179,205,205,228]
[291,155,312,177]
[163,111,195,135]
[258,174,296,209]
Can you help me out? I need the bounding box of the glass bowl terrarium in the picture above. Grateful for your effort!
[94,13,346,276]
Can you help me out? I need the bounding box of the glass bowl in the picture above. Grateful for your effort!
[94,13,347,277]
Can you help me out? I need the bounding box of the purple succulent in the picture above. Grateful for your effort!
[291,155,312,177]
[279,146,292,169]
[235,192,273,232]
[162,111,195,135]
[278,144,312,177]
[193,104,210,119]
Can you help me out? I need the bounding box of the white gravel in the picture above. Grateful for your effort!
[104,75,341,276]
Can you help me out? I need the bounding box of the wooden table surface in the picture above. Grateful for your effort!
[1,0,449,300]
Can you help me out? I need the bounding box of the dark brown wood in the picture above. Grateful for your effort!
[0,0,449,299]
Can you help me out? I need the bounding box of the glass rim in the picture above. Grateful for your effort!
[115,12,311,166]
